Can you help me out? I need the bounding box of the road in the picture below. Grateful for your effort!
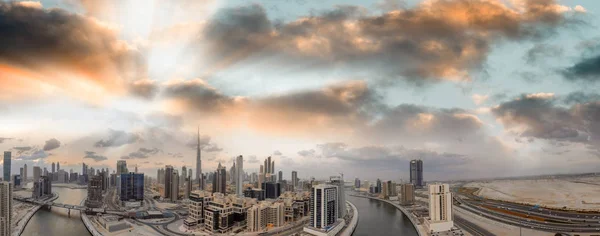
[454,192,600,233]
[453,214,494,236]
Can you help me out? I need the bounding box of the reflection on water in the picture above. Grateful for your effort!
[21,187,91,236]
[348,195,418,236]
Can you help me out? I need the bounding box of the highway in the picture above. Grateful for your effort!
[453,214,494,236]
[454,190,600,233]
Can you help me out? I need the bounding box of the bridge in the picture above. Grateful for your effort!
[13,196,128,217]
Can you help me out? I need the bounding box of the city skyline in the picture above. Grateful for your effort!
[0,0,600,182]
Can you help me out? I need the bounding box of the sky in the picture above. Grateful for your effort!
[0,0,600,182]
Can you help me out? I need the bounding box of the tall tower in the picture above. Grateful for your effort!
[52,162,55,173]
[23,164,27,183]
[196,127,202,185]
[236,155,243,196]
[0,181,12,236]
[428,183,453,232]
[57,162,60,172]
[3,152,10,182]
[410,159,423,188]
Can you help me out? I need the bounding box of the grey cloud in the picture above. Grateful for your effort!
[167,152,183,158]
[200,0,572,83]
[12,146,32,154]
[562,54,600,83]
[95,129,141,148]
[492,93,600,147]
[121,147,162,159]
[563,92,600,105]
[145,112,183,128]
[83,151,108,162]
[247,155,259,163]
[163,79,234,112]
[17,150,49,161]
[0,2,145,90]
[204,145,223,152]
[273,150,282,156]
[524,44,563,65]
[43,138,61,151]
[129,80,158,99]
[186,134,223,152]
[297,149,317,158]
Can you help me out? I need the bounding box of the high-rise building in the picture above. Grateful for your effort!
[86,175,103,208]
[212,163,226,194]
[292,171,298,189]
[2,152,10,182]
[120,172,144,203]
[235,155,243,196]
[247,201,285,232]
[33,166,41,182]
[0,182,12,236]
[243,188,265,201]
[170,170,179,202]
[184,177,192,199]
[278,171,282,183]
[164,165,174,200]
[262,182,281,199]
[196,127,202,184]
[376,179,382,193]
[117,160,128,175]
[258,165,264,189]
[354,178,360,189]
[19,168,23,183]
[181,166,187,183]
[308,184,338,229]
[23,164,27,183]
[410,159,424,188]
[12,175,20,188]
[56,162,60,171]
[52,162,55,173]
[32,176,51,199]
[329,176,346,218]
[427,184,453,232]
[400,183,415,205]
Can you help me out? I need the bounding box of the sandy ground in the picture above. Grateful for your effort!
[466,177,600,211]
[12,201,37,228]
[154,202,178,210]
[90,215,162,236]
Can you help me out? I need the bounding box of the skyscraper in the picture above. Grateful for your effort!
[235,155,243,196]
[86,175,103,208]
[181,166,187,183]
[52,162,55,173]
[0,181,11,236]
[33,166,41,182]
[56,162,60,172]
[212,163,226,194]
[410,159,423,188]
[428,183,453,232]
[2,152,10,182]
[278,171,282,183]
[376,179,382,193]
[170,170,179,202]
[23,164,27,183]
[329,176,346,218]
[196,127,202,184]
[164,165,173,200]
[117,160,127,175]
[309,184,338,229]
[292,171,298,189]
[120,172,144,203]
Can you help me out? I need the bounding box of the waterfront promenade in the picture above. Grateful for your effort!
[14,193,59,236]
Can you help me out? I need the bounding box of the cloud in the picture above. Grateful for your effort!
[562,92,600,105]
[83,151,108,162]
[163,79,236,113]
[128,79,158,99]
[185,134,222,152]
[43,138,61,151]
[203,145,223,152]
[12,146,33,155]
[491,93,600,147]
[95,129,141,147]
[298,149,317,158]
[273,150,282,156]
[17,150,49,161]
[562,54,600,83]
[524,44,563,65]
[0,1,145,102]
[167,152,183,158]
[247,155,259,163]
[198,0,574,83]
[121,147,162,159]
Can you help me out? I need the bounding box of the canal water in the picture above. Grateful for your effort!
[21,187,91,236]
[348,195,419,236]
